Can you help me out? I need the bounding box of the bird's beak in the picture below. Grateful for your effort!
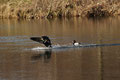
[40,37,43,40]
[40,37,44,42]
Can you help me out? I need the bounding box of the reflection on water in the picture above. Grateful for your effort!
[0,17,120,80]
[31,50,52,62]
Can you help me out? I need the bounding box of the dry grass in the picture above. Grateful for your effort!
[0,0,120,19]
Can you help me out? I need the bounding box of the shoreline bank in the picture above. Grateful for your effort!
[0,0,120,19]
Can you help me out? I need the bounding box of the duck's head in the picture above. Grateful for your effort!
[73,40,76,44]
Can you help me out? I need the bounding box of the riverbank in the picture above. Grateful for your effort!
[0,0,120,19]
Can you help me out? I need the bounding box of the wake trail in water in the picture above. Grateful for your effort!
[31,43,120,51]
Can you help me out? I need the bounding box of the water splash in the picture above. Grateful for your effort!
[31,43,120,51]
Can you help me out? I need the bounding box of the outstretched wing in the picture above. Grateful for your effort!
[30,36,52,47]
[30,37,43,43]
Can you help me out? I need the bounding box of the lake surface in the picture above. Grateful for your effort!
[0,17,120,80]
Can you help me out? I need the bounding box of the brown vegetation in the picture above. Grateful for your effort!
[0,0,120,19]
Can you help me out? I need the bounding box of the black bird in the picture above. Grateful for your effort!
[30,36,52,47]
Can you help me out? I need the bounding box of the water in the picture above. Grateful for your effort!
[0,17,120,80]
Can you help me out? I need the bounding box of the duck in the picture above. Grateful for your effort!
[30,36,52,47]
[73,40,81,46]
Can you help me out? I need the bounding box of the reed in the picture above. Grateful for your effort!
[0,0,120,19]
